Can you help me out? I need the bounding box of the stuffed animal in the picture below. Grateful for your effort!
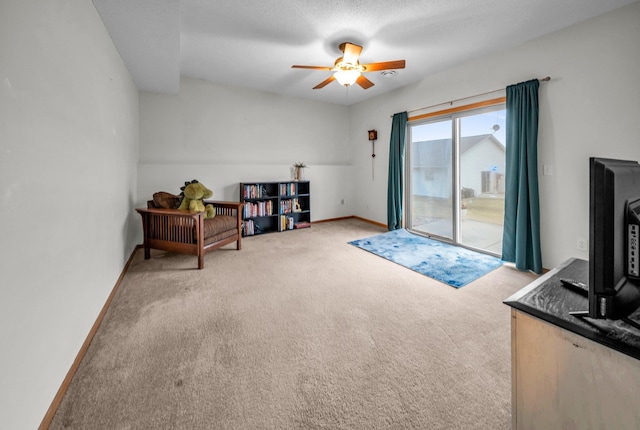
[178,180,216,219]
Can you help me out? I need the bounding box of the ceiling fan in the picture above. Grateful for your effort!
[292,42,406,90]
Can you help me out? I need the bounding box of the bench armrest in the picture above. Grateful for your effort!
[136,207,202,219]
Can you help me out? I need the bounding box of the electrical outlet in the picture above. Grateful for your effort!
[577,237,588,252]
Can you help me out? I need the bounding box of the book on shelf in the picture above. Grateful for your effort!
[244,219,254,236]
[243,200,273,218]
[243,219,265,236]
[278,197,304,215]
[280,199,294,214]
[279,182,297,197]
[280,215,295,230]
[243,184,272,199]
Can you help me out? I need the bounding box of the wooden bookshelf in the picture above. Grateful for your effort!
[240,181,310,237]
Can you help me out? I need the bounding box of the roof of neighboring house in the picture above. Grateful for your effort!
[412,134,504,167]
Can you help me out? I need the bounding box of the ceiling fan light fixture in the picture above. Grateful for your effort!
[292,42,405,90]
[334,69,361,86]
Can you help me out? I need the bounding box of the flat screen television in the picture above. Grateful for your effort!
[585,157,640,320]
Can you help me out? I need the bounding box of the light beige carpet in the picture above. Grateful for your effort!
[50,218,538,429]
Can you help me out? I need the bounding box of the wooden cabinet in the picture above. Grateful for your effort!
[505,259,640,430]
[510,310,640,430]
[240,181,310,236]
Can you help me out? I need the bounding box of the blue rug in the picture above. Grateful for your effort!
[349,229,503,288]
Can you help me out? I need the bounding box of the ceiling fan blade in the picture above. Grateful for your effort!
[292,65,333,70]
[361,60,406,72]
[340,42,363,64]
[356,75,374,89]
[313,75,335,89]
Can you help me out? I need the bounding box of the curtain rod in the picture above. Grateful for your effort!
[398,77,551,117]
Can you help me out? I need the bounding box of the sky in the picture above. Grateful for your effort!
[410,109,507,146]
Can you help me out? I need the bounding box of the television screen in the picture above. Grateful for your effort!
[587,157,640,320]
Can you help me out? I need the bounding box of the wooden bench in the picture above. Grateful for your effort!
[136,200,243,269]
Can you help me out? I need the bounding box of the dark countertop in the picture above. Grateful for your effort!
[504,258,640,361]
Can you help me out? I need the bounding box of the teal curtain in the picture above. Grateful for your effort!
[387,112,408,230]
[502,79,542,273]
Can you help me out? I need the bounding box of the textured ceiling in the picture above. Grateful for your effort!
[93,0,637,105]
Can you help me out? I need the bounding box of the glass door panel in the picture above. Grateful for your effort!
[407,104,506,256]
[458,109,506,254]
[409,119,453,241]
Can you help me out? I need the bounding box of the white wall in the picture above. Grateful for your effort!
[1,3,638,427]
[0,0,139,428]
[350,2,640,269]
[137,77,355,231]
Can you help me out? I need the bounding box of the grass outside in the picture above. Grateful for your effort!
[411,194,505,225]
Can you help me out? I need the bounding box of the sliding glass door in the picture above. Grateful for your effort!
[407,105,506,255]
[408,119,454,241]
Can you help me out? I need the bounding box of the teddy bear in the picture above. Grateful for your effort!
[178,179,216,219]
